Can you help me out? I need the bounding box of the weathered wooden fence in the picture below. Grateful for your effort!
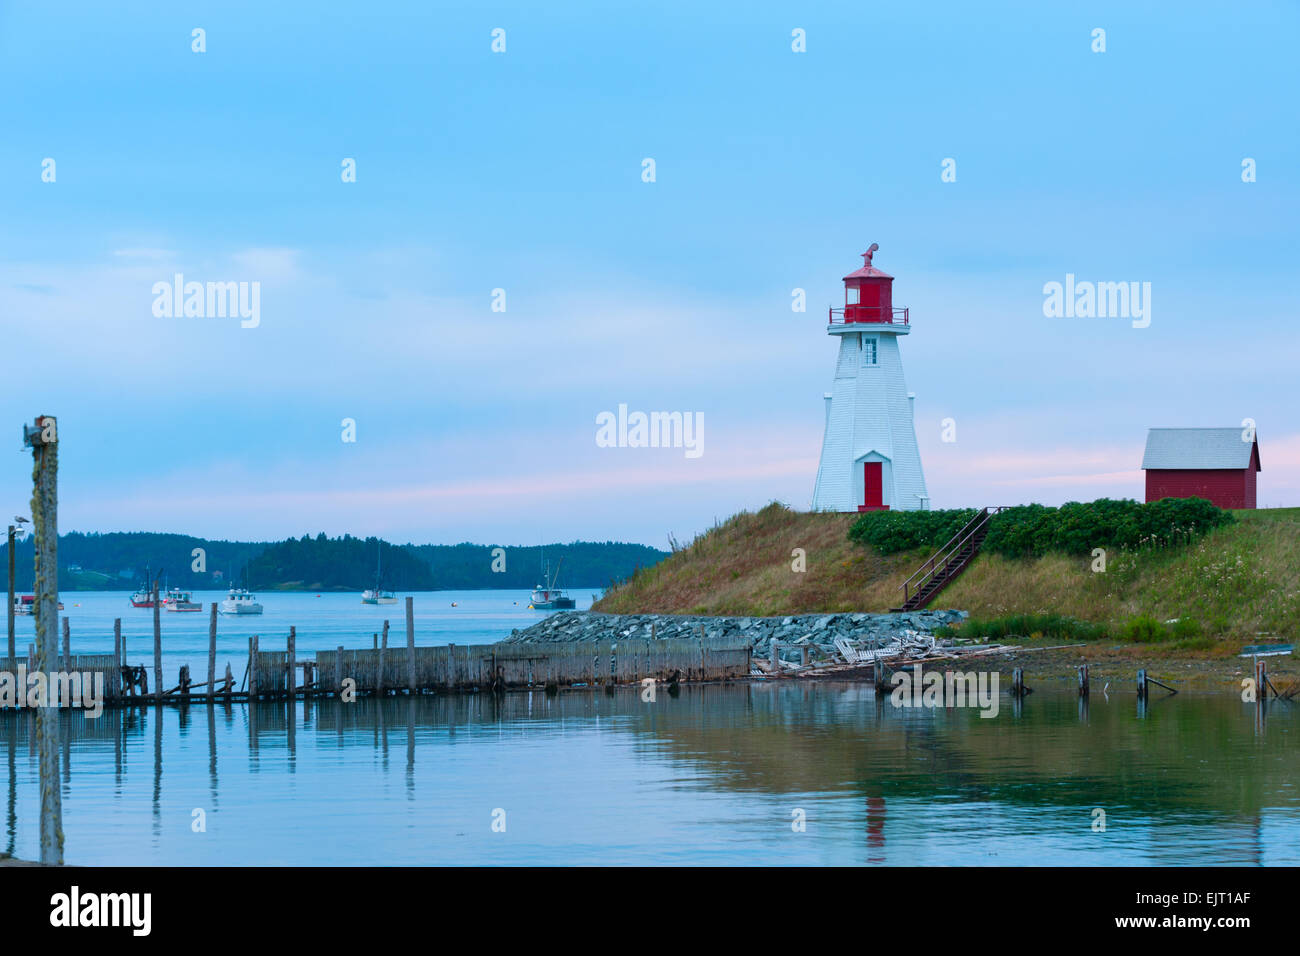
[0,653,119,705]
[249,638,751,696]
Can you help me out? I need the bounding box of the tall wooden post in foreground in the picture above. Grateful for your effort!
[405,597,416,693]
[114,617,122,698]
[24,414,63,865]
[6,524,14,662]
[152,577,162,701]
[208,603,218,694]
[287,626,296,697]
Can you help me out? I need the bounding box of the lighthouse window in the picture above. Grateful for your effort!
[846,287,860,305]
[862,337,878,366]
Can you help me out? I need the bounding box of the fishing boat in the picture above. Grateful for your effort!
[361,541,398,605]
[219,588,263,615]
[13,595,64,615]
[529,557,575,610]
[163,588,202,612]
[129,586,160,608]
[130,566,161,607]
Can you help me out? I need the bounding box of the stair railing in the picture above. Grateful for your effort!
[898,507,1006,608]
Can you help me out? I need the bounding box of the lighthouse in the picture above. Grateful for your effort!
[811,245,929,512]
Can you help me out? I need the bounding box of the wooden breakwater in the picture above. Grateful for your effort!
[0,600,752,709]
[0,653,119,699]
[258,637,751,697]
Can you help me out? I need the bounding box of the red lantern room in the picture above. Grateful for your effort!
[828,242,909,326]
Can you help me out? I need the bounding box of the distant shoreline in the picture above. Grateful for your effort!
[19,585,611,594]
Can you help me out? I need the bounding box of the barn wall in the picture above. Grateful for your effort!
[1145,469,1253,509]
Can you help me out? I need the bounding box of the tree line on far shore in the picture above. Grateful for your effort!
[0,531,668,593]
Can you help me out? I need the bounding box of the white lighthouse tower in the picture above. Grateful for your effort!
[812,245,929,512]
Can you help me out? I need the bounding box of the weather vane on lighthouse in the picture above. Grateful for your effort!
[811,244,929,513]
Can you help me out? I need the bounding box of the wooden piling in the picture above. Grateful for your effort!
[61,617,69,669]
[377,621,388,695]
[287,626,296,697]
[405,596,415,694]
[337,644,346,694]
[1077,664,1089,698]
[1137,669,1147,699]
[152,579,162,702]
[249,635,259,700]
[179,664,191,702]
[27,414,63,865]
[208,603,217,695]
[770,638,779,673]
[113,618,122,699]
[1012,668,1029,698]
[6,524,14,663]
[224,663,233,700]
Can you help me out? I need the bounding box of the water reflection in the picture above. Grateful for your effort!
[0,683,1296,866]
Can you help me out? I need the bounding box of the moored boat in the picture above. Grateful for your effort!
[361,588,398,606]
[129,586,160,608]
[529,556,575,610]
[163,588,202,612]
[219,588,263,615]
[13,595,64,615]
[361,541,398,604]
[130,566,161,607]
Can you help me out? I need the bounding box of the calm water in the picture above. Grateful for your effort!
[2,683,1298,865]
[7,589,602,680]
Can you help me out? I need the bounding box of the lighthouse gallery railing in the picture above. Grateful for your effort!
[827,306,909,325]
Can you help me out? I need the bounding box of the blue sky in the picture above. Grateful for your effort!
[1,1,1296,547]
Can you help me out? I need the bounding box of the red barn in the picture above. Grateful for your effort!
[1141,427,1261,509]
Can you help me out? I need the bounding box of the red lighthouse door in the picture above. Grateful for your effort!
[860,462,885,511]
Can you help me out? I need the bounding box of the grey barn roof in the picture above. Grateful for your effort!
[1142,428,1260,470]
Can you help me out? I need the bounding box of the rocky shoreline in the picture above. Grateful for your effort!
[504,609,968,654]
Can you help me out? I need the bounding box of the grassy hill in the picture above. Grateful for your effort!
[595,502,1300,642]
[595,503,919,615]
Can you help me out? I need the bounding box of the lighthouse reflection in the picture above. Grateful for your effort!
[0,683,1297,865]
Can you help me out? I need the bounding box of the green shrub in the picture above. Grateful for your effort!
[850,497,1234,560]
[847,508,977,554]
[1168,617,1201,641]
[1120,614,1166,643]
[945,613,1108,643]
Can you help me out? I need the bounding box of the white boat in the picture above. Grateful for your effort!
[219,588,263,615]
[361,541,398,604]
[528,556,575,610]
[163,588,203,612]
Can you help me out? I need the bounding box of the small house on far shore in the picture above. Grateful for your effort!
[1141,427,1261,509]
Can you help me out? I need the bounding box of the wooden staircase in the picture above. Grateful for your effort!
[892,507,1006,612]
